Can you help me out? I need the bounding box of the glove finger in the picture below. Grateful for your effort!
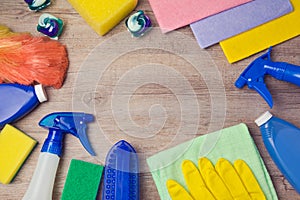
[182,160,215,200]
[198,157,233,200]
[215,158,252,200]
[166,179,194,200]
[234,160,266,200]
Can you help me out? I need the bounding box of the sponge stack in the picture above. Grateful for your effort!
[0,124,37,184]
[67,0,138,35]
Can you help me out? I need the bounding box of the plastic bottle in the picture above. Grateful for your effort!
[22,153,59,200]
[255,111,300,194]
[22,112,95,200]
[0,83,47,128]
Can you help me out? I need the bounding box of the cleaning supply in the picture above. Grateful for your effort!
[190,0,293,48]
[24,0,51,11]
[0,124,37,184]
[167,158,266,200]
[0,83,47,129]
[22,112,95,200]
[102,140,139,200]
[147,123,278,200]
[37,13,64,40]
[0,25,69,88]
[126,10,152,37]
[255,111,300,194]
[0,25,17,37]
[67,0,138,36]
[148,0,251,33]
[235,47,300,108]
[220,0,300,63]
[61,159,104,200]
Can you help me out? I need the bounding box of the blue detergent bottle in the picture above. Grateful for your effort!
[255,111,300,193]
[0,83,47,128]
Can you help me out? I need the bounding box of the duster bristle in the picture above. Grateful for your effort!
[0,25,69,88]
[0,25,17,38]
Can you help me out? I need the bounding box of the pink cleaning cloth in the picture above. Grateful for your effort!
[148,0,252,33]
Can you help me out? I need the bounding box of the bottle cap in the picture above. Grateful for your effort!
[255,111,273,126]
[34,84,48,103]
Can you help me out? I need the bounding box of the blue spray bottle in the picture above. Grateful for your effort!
[255,111,300,193]
[22,112,96,200]
[0,83,47,128]
[235,47,300,108]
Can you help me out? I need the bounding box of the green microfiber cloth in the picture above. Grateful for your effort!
[61,159,104,200]
[147,123,278,200]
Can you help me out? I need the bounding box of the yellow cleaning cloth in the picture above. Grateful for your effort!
[220,0,300,63]
[67,0,138,36]
[0,124,37,184]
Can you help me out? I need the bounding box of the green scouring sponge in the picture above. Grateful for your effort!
[61,159,104,200]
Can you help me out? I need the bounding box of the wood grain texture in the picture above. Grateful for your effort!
[1,0,300,199]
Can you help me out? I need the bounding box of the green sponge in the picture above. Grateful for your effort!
[61,159,104,200]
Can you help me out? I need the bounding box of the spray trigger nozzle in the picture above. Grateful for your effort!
[235,47,300,108]
[39,112,96,156]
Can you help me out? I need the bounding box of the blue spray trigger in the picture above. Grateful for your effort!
[39,112,96,156]
[235,47,300,108]
[252,82,273,108]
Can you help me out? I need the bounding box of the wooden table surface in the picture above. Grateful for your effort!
[1,0,300,199]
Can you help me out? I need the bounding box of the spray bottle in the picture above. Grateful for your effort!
[235,47,300,108]
[255,111,300,193]
[22,112,96,200]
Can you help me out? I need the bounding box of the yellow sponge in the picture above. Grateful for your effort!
[0,124,37,184]
[68,0,138,36]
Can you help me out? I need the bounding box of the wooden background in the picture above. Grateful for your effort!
[1,0,300,199]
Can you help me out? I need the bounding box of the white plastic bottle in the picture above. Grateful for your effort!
[22,153,59,200]
[22,112,95,200]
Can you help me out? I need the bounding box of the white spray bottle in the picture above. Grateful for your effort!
[22,112,96,200]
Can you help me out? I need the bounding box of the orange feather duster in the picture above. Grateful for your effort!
[0,25,69,89]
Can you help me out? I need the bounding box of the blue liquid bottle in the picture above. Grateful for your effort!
[255,111,300,193]
[0,83,47,128]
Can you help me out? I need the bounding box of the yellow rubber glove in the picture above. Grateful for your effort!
[166,157,266,200]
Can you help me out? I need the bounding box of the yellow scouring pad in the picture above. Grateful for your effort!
[0,124,37,184]
[67,0,138,36]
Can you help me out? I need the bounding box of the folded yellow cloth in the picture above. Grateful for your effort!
[220,0,300,63]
